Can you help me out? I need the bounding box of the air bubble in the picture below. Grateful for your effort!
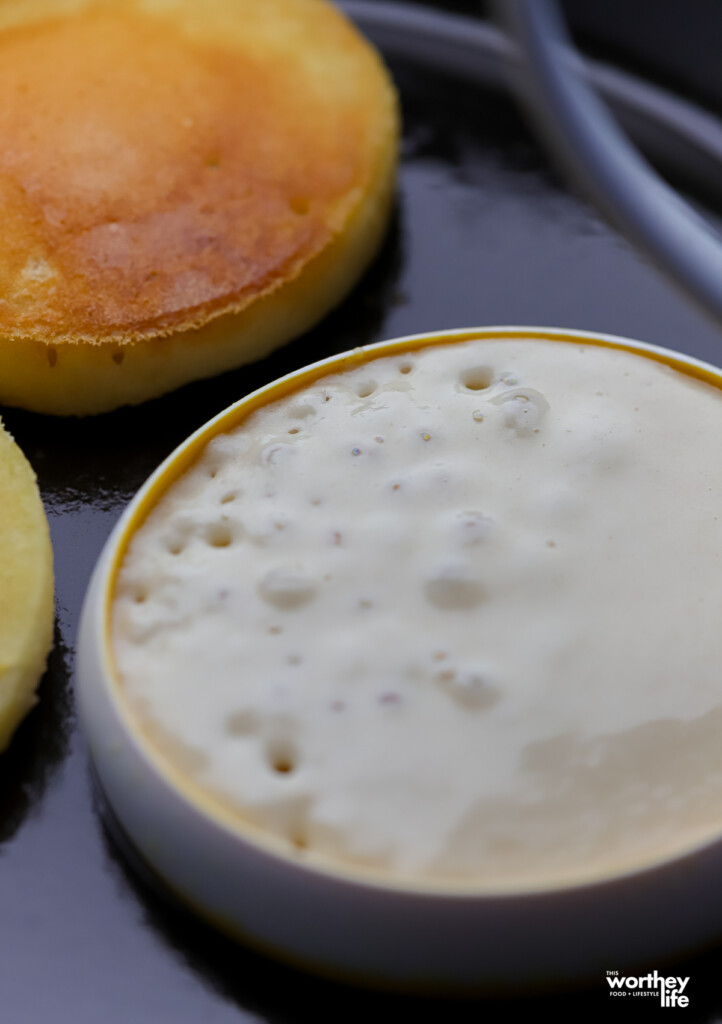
[490,387,549,436]
[399,362,414,375]
[425,568,484,610]
[266,736,298,775]
[226,710,258,736]
[461,366,493,391]
[258,568,317,609]
[261,444,290,466]
[356,381,377,398]
[207,523,233,548]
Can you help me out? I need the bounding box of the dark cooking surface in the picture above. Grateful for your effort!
[4,28,722,1024]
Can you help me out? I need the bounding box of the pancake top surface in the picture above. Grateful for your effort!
[0,0,395,343]
[111,337,722,886]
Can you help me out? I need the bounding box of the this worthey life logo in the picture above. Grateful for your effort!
[606,971,690,1007]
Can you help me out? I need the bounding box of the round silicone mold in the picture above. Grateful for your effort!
[77,326,722,993]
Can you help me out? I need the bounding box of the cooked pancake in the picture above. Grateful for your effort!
[0,418,54,751]
[0,0,398,415]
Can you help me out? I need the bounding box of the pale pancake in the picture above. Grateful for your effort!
[0,418,54,751]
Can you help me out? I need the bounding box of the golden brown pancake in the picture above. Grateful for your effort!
[0,417,54,751]
[0,0,398,414]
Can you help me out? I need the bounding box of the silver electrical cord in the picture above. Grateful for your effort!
[341,0,722,329]
[496,0,722,328]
